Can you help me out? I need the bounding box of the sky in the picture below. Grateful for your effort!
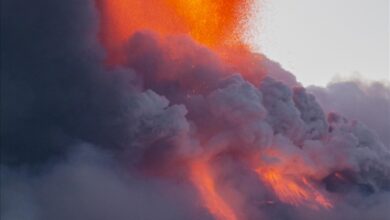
[247,0,389,86]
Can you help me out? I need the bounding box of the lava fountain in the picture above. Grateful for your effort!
[96,0,252,64]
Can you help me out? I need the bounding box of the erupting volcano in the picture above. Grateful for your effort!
[2,0,390,220]
[95,1,337,218]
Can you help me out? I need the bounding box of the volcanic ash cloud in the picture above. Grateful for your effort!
[1,0,390,220]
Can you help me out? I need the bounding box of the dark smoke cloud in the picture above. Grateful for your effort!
[1,1,201,219]
[1,0,108,164]
[2,0,390,219]
[1,0,192,166]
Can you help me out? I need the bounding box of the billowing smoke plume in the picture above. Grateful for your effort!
[309,79,390,147]
[1,0,390,220]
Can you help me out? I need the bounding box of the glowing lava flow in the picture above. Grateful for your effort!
[255,167,333,209]
[190,159,237,220]
[96,0,251,63]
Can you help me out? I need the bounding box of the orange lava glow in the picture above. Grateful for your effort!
[190,159,237,220]
[96,0,251,63]
[255,167,333,209]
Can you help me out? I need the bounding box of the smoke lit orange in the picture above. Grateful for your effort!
[190,159,237,220]
[96,0,251,63]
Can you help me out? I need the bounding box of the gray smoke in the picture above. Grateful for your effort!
[309,79,390,146]
[1,146,207,220]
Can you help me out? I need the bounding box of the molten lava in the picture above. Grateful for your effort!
[190,159,237,220]
[255,167,333,209]
[96,0,251,63]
